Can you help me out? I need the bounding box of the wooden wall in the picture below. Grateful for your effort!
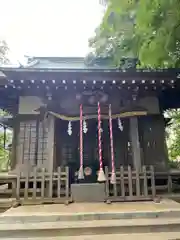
[139,115,169,171]
[14,118,49,172]
[12,114,168,173]
[54,118,133,171]
[113,119,132,168]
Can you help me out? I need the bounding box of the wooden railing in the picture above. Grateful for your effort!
[154,170,180,194]
[15,166,70,205]
[2,165,180,206]
[105,165,156,202]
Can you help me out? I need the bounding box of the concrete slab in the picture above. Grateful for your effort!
[0,218,180,230]
[2,199,180,217]
[0,199,180,223]
[1,218,180,238]
[4,232,180,240]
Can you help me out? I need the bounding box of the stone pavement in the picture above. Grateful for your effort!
[1,199,180,223]
[0,218,180,238]
[0,217,180,230]
[4,232,180,240]
[2,199,180,217]
[1,199,180,239]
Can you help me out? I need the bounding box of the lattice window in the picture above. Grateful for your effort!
[18,120,48,167]
[84,148,89,166]
[61,145,73,166]
[37,121,48,166]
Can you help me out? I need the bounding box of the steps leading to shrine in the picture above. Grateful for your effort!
[1,208,180,223]
[1,201,180,238]
[4,232,180,240]
[0,218,180,238]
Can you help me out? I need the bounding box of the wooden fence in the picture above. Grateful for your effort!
[2,165,180,205]
[15,166,70,205]
[105,165,156,202]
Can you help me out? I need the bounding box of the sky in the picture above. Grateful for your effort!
[0,0,104,64]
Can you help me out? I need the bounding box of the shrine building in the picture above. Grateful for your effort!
[0,57,179,203]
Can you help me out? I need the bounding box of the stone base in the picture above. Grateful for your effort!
[71,183,105,202]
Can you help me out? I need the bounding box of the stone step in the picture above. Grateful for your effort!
[2,200,180,223]
[3,232,180,240]
[1,218,180,238]
[1,209,180,223]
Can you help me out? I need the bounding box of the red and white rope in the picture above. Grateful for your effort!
[98,102,103,170]
[109,104,115,178]
[80,104,83,169]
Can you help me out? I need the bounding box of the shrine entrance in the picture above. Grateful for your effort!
[54,118,106,184]
[54,115,133,185]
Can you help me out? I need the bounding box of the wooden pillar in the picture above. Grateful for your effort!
[15,121,22,170]
[47,115,55,172]
[130,117,141,171]
[10,119,17,170]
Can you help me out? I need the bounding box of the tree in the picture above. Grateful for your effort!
[89,1,180,163]
[135,0,180,68]
[166,110,180,161]
[0,40,9,65]
[88,0,137,67]
[0,129,11,171]
[89,0,180,68]
[0,110,12,171]
[0,42,10,171]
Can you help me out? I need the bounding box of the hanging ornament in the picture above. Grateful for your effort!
[97,123,103,133]
[100,124,103,133]
[78,104,84,180]
[118,118,123,131]
[97,102,106,182]
[67,121,72,136]
[83,119,88,134]
[97,125,103,133]
[109,104,116,184]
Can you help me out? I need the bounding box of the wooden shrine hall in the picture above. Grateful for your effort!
[0,56,180,204]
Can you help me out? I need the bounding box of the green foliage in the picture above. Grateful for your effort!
[168,160,180,169]
[91,1,180,163]
[136,0,180,68]
[0,39,10,170]
[89,0,137,67]
[0,131,11,171]
[0,110,12,172]
[0,40,9,64]
[166,110,180,160]
[89,0,180,68]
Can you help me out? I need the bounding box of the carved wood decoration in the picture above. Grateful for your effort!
[36,88,150,118]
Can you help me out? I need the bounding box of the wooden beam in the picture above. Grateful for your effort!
[130,117,141,171]
[47,115,55,172]
[10,122,18,170]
